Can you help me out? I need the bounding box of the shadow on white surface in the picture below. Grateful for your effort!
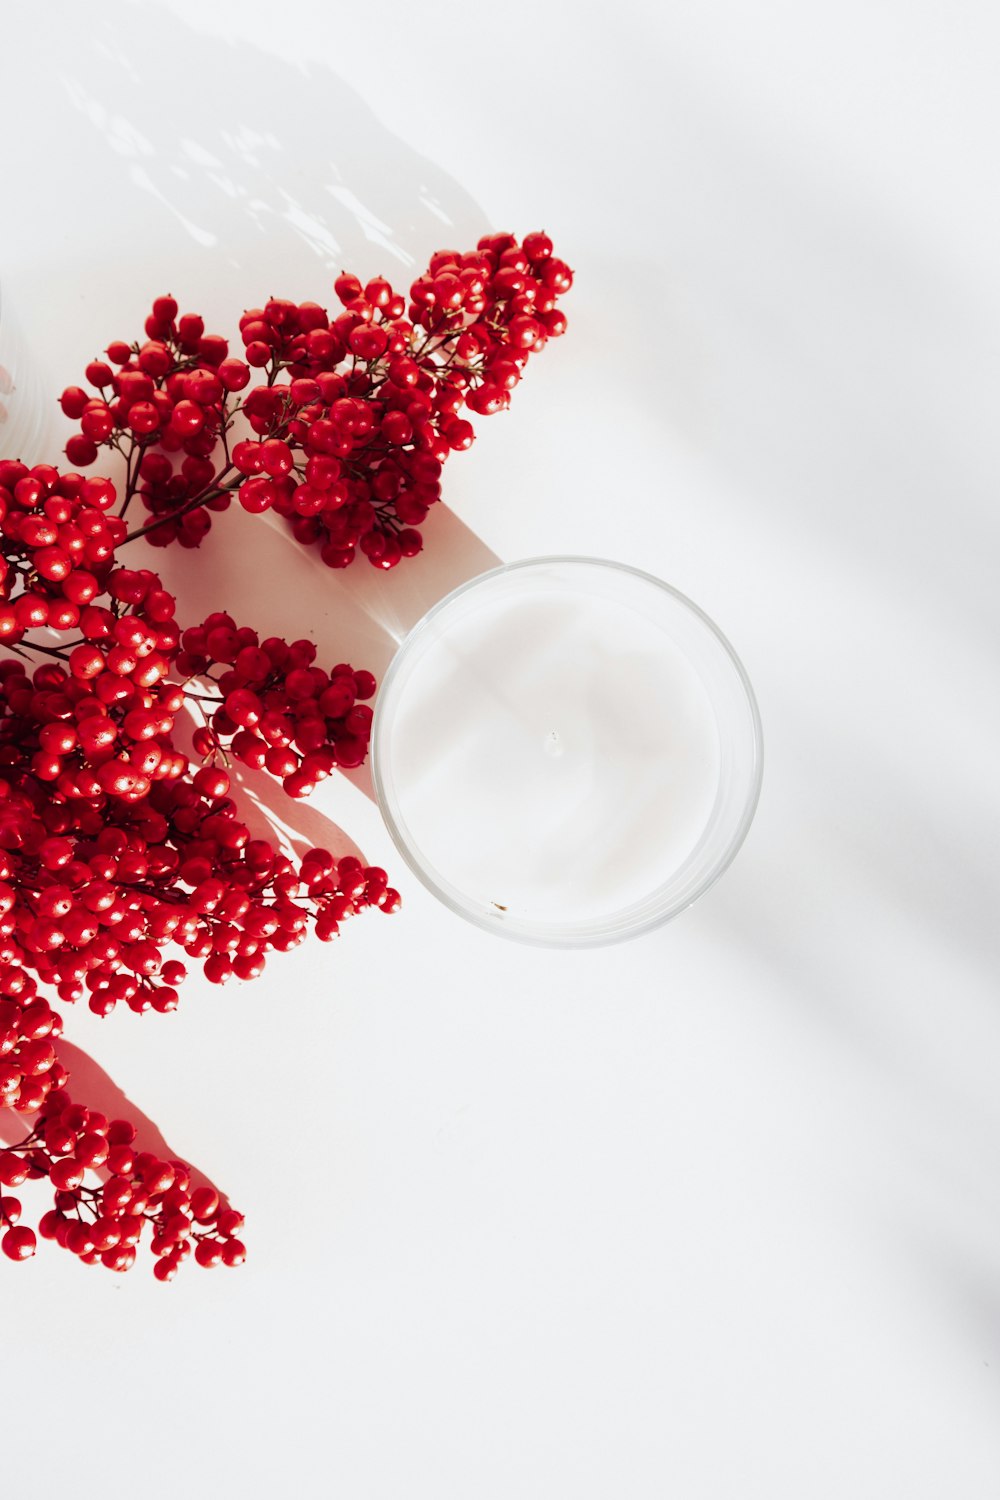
[148,502,500,812]
[8,0,490,293]
[0,1041,225,1199]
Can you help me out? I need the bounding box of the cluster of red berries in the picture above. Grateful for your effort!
[1,230,570,1277]
[58,232,571,567]
[177,613,376,796]
[0,1090,245,1277]
[0,961,67,1117]
[0,457,395,1272]
[1,769,395,1015]
[0,469,124,643]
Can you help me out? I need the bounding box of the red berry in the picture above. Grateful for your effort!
[473,383,511,415]
[0,1153,28,1188]
[152,295,179,324]
[348,325,388,361]
[523,231,554,262]
[260,439,294,478]
[238,477,276,514]
[2,1226,36,1261]
[335,271,363,305]
[193,766,230,800]
[66,434,99,467]
[218,358,251,391]
[232,440,264,475]
[50,1157,85,1192]
[190,1186,219,1222]
[60,385,89,418]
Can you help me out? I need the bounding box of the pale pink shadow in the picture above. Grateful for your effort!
[0,1041,224,1200]
[147,501,501,820]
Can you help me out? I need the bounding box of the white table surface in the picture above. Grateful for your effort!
[4,2,1000,1494]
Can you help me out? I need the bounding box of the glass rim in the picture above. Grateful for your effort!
[370,555,764,948]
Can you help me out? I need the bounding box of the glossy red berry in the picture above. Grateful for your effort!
[2,1225,37,1261]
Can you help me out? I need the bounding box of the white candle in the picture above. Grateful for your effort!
[372,559,761,945]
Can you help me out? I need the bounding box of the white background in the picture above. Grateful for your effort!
[3,1,1000,1494]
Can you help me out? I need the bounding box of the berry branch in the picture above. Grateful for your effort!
[0,229,572,1275]
[57,231,571,568]
[1,1103,244,1277]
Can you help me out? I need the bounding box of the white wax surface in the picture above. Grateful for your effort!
[387,585,722,923]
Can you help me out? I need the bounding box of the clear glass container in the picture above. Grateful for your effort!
[371,557,763,947]
[0,280,50,465]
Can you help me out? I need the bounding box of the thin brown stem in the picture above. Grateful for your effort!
[123,466,237,543]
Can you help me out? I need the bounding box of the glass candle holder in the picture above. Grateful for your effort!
[0,280,49,465]
[371,557,763,947]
